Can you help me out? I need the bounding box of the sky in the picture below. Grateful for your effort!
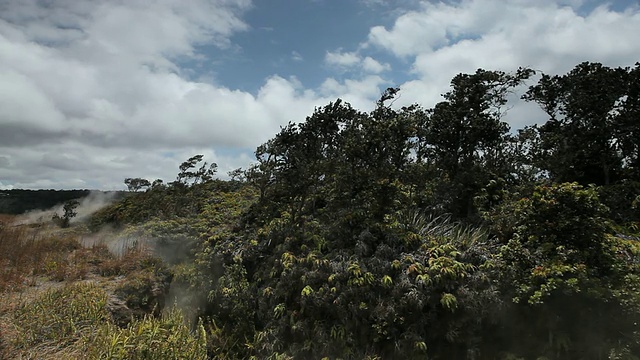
[0,0,639,190]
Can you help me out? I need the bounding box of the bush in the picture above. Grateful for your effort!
[485,182,640,358]
[114,268,170,317]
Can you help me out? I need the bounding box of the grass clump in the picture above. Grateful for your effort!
[12,282,109,349]
[84,306,207,360]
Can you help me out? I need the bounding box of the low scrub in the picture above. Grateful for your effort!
[83,306,207,359]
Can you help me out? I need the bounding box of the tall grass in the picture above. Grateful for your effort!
[6,282,205,360]
[83,306,207,359]
[0,216,204,360]
[12,282,109,349]
[396,210,488,248]
[80,230,151,258]
[0,221,86,291]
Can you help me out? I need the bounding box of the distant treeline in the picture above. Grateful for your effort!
[0,189,127,214]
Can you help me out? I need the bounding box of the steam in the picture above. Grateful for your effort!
[73,191,119,222]
[14,191,118,225]
[80,226,152,257]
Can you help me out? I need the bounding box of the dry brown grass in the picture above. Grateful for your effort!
[0,218,175,359]
[0,223,86,292]
[0,217,156,290]
[98,247,159,276]
[0,214,15,224]
[0,221,90,359]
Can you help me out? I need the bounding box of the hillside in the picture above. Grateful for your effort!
[1,62,640,359]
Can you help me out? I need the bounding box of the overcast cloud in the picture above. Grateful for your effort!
[0,0,639,190]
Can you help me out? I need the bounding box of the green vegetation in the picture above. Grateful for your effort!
[83,306,207,360]
[5,280,206,359]
[1,61,639,359]
[12,282,109,349]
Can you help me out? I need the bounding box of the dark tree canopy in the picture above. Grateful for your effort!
[523,62,639,186]
[124,177,151,192]
[175,155,217,186]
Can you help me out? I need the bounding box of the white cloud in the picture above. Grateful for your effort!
[320,75,388,108]
[325,49,361,67]
[369,1,640,74]
[362,57,391,73]
[365,0,640,129]
[0,181,13,190]
[0,0,303,189]
[325,49,390,74]
[291,51,303,62]
[0,141,257,190]
[0,0,391,189]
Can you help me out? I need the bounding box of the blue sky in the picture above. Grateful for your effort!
[205,0,636,92]
[0,0,639,190]
[186,1,407,91]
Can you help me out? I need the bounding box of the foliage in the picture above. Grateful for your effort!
[197,81,535,357]
[419,67,534,218]
[125,178,151,192]
[490,183,613,302]
[114,267,172,318]
[485,183,640,358]
[597,180,640,226]
[523,62,640,185]
[83,306,207,360]
[89,176,246,231]
[175,154,217,187]
[243,212,498,359]
[12,282,109,349]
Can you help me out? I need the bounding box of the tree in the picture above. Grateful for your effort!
[239,92,507,358]
[175,155,217,187]
[151,179,164,189]
[246,93,416,233]
[418,68,534,218]
[124,178,151,192]
[618,63,640,179]
[228,168,246,182]
[52,199,79,228]
[523,62,630,185]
